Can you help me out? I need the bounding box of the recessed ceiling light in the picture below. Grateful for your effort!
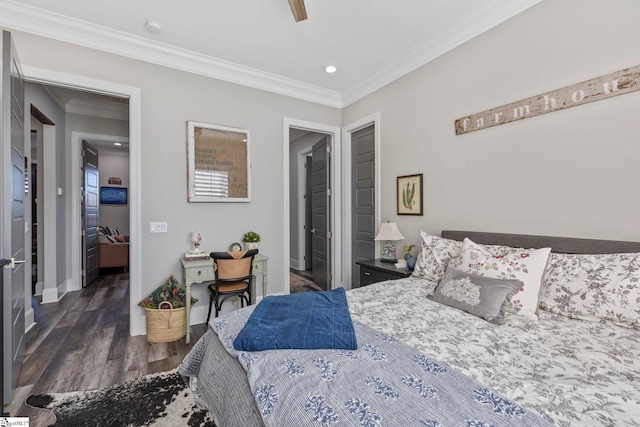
[114,142,122,146]
[324,65,337,74]
[145,20,163,34]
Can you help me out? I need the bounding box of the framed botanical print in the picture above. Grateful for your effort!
[397,174,423,215]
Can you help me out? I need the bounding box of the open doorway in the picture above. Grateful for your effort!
[25,68,144,335]
[29,83,130,291]
[284,118,343,296]
[288,128,329,293]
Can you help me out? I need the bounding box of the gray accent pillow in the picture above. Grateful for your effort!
[430,267,522,325]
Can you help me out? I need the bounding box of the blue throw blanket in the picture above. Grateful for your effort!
[233,288,357,351]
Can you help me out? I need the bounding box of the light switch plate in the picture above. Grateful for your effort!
[150,222,168,233]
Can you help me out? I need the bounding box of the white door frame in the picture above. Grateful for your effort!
[295,144,312,271]
[283,118,342,293]
[71,132,130,292]
[341,112,381,289]
[22,65,144,336]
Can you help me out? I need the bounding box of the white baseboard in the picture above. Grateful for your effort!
[40,279,69,303]
[41,286,59,304]
[57,279,70,300]
[35,281,44,296]
[67,277,81,292]
[25,307,36,333]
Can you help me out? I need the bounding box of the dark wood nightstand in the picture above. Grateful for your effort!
[356,259,411,287]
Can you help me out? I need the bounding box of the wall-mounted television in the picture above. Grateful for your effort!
[100,186,127,205]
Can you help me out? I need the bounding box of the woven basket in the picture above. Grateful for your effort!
[144,301,186,343]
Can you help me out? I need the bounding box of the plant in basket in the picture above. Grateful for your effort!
[138,274,197,309]
[139,275,198,343]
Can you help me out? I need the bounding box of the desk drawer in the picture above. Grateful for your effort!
[186,265,215,283]
[252,260,264,274]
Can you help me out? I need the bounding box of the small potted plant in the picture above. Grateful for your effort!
[242,231,260,250]
[403,244,415,260]
[403,244,417,270]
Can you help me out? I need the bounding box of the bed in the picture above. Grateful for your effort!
[179,231,640,427]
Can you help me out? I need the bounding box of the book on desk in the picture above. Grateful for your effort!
[184,251,211,261]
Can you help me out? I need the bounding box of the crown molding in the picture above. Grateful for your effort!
[342,0,543,107]
[2,0,541,110]
[0,0,342,108]
[41,85,69,110]
[66,98,129,121]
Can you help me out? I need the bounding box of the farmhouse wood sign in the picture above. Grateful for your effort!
[455,64,640,135]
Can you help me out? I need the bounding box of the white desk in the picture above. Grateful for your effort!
[181,253,268,344]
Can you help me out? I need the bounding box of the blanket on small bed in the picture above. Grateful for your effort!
[233,288,357,351]
[211,306,553,427]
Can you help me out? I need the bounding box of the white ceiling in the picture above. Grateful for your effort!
[1,0,541,107]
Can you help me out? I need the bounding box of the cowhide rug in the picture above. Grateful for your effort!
[26,369,216,426]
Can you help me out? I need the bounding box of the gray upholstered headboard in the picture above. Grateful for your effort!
[441,230,640,255]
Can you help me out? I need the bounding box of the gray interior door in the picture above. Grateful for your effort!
[2,29,26,405]
[82,140,100,287]
[351,125,375,288]
[311,136,330,290]
[304,155,313,271]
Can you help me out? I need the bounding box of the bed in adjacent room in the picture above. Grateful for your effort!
[179,231,640,427]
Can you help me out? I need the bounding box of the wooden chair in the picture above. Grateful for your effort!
[207,249,258,322]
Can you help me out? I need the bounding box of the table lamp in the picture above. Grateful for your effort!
[374,221,405,263]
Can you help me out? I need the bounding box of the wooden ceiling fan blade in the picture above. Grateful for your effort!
[288,0,307,22]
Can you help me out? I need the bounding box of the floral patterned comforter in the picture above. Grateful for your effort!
[212,305,552,427]
[347,278,640,427]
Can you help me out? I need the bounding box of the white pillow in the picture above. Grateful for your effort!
[448,238,551,318]
[411,232,463,284]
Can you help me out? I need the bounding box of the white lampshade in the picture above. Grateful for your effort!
[374,222,405,241]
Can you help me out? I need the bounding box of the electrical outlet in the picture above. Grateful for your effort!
[150,222,168,233]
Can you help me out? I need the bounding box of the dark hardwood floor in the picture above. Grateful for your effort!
[289,270,323,293]
[4,271,207,426]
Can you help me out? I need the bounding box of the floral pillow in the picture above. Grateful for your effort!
[411,232,463,285]
[430,266,523,324]
[448,238,551,318]
[539,252,640,328]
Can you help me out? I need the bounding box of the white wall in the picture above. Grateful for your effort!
[343,0,640,252]
[9,29,341,323]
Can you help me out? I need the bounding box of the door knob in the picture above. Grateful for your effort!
[311,228,316,234]
[3,258,26,269]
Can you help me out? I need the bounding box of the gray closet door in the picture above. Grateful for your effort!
[311,136,331,290]
[351,125,375,288]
